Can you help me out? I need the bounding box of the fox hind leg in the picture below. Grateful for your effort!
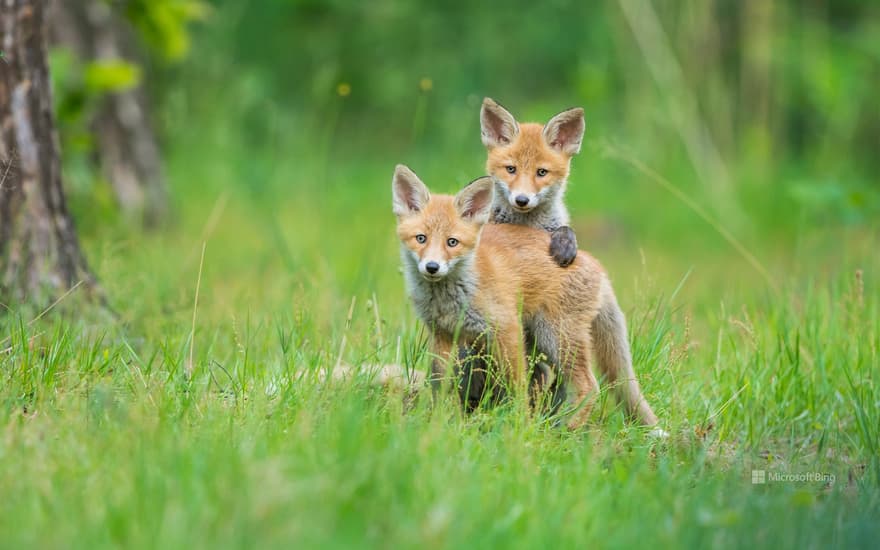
[559,334,599,430]
[525,318,567,414]
[592,281,660,427]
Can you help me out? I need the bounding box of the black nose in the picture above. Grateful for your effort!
[515,195,530,207]
[425,261,440,274]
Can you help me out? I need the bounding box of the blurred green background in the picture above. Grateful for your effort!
[52,0,879,319]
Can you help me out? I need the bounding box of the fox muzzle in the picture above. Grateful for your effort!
[418,258,449,280]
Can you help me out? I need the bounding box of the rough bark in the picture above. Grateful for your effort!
[48,0,167,227]
[0,0,97,303]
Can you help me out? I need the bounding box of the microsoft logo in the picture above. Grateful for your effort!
[750,469,835,485]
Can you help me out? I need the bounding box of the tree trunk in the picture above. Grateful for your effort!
[48,0,167,227]
[0,0,98,303]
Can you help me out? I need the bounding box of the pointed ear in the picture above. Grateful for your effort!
[454,177,495,225]
[542,107,585,155]
[480,98,519,149]
[392,164,430,216]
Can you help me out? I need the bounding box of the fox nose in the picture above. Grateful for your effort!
[425,261,440,274]
[515,195,530,207]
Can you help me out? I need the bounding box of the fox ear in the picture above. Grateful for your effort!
[543,107,585,155]
[392,165,430,216]
[454,177,495,225]
[480,98,519,149]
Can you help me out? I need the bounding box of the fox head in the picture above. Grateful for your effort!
[480,98,585,213]
[392,165,494,282]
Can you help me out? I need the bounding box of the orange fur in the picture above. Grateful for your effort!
[393,166,660,429]
[397,198,481,269]
[486,123,572,199]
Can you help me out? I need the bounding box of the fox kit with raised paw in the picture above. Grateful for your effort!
[472,99,586,406]
[480,97,585,267]
[392,165,661,430]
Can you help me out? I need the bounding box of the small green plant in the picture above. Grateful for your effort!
[122,0,209,61]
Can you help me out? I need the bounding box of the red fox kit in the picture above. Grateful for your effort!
[472,98,586,410]
[392,165,660,429]
[481,97,585,267]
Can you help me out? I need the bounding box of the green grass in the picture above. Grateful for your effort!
[10,1,878,545]
[3,108,880,548]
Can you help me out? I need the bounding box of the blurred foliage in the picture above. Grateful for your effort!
[142,0,880,232]
[50,0,204,200]
[51,0,880,238]
[50,49,138,200]
[50,49,98,194]
[83,59,142,93]
[122,0,210,61]
[52,0,205,118]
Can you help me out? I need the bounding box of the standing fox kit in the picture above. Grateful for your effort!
[392,165,659,429]
[481,97,585,267]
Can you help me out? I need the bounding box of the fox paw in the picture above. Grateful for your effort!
[549,226,578,267]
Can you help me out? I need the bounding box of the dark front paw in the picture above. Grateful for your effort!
[549,226,578,267]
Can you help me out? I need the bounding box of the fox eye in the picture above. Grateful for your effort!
[446,238,459,247]
[505,165,516,174]
[415,234,427,244]
[536,168,548,177]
